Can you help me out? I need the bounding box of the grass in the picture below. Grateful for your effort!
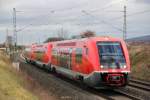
[128,44,150,81]
[0,51,38,100]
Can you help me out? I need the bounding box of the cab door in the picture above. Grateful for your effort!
[68,48,72,69]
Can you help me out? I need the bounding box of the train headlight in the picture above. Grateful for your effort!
[101,65,104,68]
[123,65,127,69]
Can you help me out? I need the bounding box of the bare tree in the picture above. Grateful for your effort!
[57,27,68,39]
[44,37,64,43]
[80,30,96,38]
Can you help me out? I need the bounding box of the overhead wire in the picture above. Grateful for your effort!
[127,9,150,17]
[89,0,125,13]
[15,0,123,28]
[82,11,123,32]
[109,9,150,21]
[14,0,150,33]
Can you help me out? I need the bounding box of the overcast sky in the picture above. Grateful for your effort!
[0,0,150,45]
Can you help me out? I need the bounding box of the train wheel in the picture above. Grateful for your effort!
[43,64,46,68]
[25,58,28,63]
[51,67,56,73]
[46,63,51,73]
[78,81,88,89]
[32,61,36,65]
[29,60,32,64]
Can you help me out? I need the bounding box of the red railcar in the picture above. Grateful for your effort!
[50,37,130,87]
[24,43,52,69]
[24,44,35,62]
[24,37,130,88]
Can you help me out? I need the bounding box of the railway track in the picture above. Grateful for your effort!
[17,55,149,100]
[19,61,110,100]
[114,88,144,100]
[129,79,150,92]
[48,68,150,100]
[18,61,139,99]
[112,79,150,100]
[55,74,142,100]
[23,63,136,100]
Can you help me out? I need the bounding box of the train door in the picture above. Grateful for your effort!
[47,44,52,63]
[68,48,72,69]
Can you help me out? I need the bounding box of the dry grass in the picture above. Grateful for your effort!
[0,52,38,100]
[128,44,150,81]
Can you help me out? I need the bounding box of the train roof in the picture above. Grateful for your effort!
[50,36,123,44]
[29,37,124,48]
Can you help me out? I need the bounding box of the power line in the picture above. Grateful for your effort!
[127,9,150,17]
[89,0,125,13]
[16,24,33,32]
[11,0,125,31]
[109,9,150,21]
[14,9,55,32]
[81,10,123,32]
[81,7,128,41]
[16,0,90,13]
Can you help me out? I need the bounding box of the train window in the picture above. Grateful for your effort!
[52,49,57,55]
[35,50,45,61]
[52,49,58,61]
[97,42,126,69]
[75,48,82,63]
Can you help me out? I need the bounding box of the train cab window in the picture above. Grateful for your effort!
[97,42,126,69]
[35,50,45,61]
[75,48,82,63]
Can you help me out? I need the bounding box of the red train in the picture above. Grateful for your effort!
[24,37,130,88]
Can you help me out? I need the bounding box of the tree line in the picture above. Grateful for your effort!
[44,30,96,43]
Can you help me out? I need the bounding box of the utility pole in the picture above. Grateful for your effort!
[123,6,127,41]
[38,37,41,44]
[61,26,63,37]
[6,29,8,54]
[13,8,17,51]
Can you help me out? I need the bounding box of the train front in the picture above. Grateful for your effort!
[84,38,130,88]
[97,40,130,87]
